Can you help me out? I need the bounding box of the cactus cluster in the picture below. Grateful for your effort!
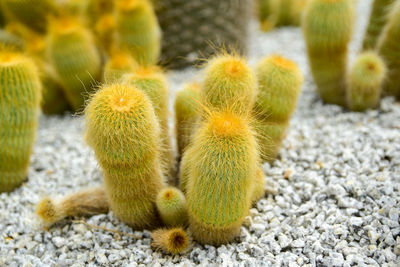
[302,0,392,111]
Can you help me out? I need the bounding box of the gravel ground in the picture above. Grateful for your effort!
[1,1,400,266]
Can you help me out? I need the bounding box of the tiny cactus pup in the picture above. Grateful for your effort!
[156,187,188,227]
[0,51,41,192]
[347,51,386,111]
[151,228,191,254]
[85,83,165,229]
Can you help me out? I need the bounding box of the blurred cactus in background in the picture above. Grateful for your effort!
[46,16,101,111]
[115,0,161,66]
[0,51,41,192]
[174,83,201,157]
[303,0,354,107]
[0,0,57,32]
[258,0,307,31]
[362,0,396,50]
[377,2,400,99]
[155,0,252,69]
[347,51,386,111]
[104,49,137,84]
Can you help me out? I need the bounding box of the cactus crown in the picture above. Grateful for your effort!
[117,0,146,12]
[207,112,247,137]
[267,54,298,70]
[351,52,386,82]
[108,51,137,70]
[152,228,191,254]
[95,14,115,33]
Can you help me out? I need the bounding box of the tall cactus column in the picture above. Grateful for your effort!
[0,51,41,192]
[155,0,253,69]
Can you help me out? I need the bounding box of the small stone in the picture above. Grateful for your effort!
[52,237,66,248]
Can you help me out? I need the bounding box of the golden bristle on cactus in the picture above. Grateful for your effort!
[202,53,258,116]
[36,187,109,227]
[302,0,355,106]
[184,110,259,245]
[0,50,41,192]
[85,83,165,229]
[377,2,400,98]
[174,82,201,157]
[156,187,188,227]
[362,0,396,50]
[46,16,101,111]
[123,66,175,184]
[346,51,386,111]
[104,49,138,84]
[115,0,161,65]
[151,228,191,254]
[254,54,303,162]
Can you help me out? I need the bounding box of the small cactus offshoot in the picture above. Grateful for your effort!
[156,187,188,227]
[36,187,109,227]
[347,52,386,111]
[151,228,191,254]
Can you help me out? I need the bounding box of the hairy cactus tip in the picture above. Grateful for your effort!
[85,83,165,229]
[183,109,260,245]
[0,50,41,192]
[152,227,191,254]
[202,52,257,116]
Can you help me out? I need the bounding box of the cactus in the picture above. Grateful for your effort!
[123,66,175,183]
[115,0,161,66]
[1,0,56,32]
[155,0,252,69]
[362,0,396,50]
[347,52,386,111]
[377,2,400,98]
[252,168,266,203]
[184,111,259,245]
[156,187,188,227]
[36,187,109,227]
[174,83,201,157]
[85,83,165,229]
[151,228,191,254]
[46,16,101,111]
[0,51,41,192]
[303,0,354,106]
[202,54,257,116]
[104,50,137,84]
[254,55,303,161]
